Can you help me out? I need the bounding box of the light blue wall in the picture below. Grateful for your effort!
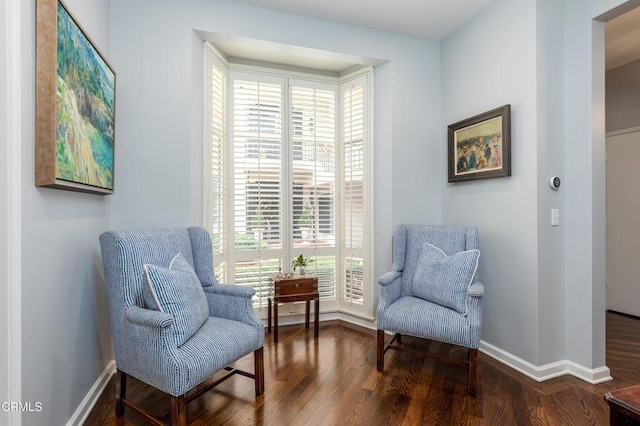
[443,0,637,373]
[536,0,567,366]
[20,0,113,424]
[108,0,443,289]
[442,0,540,363]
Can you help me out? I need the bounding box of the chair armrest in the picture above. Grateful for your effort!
[125,306,174,329]
[118,306,182,391]
[468,282,484,298]
[376,271,403,330]
[378,271,402,287]
[465,282,484,340]
[208,283,255,298]
[203,285,264,338]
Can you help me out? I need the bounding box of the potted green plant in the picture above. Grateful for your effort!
[291,254,313,277]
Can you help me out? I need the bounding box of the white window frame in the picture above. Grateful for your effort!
[203,43,375,319]
[203,44,229,277]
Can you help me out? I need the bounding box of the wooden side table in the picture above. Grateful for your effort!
[267,275,319,343]
[605,385,640,425]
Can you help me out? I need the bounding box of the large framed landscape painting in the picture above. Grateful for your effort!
[448,105,511,183]
[36,0,116,194]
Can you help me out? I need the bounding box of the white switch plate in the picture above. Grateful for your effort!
[551,209,560,226]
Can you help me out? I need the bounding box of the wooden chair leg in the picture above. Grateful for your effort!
[267,298,272,333]
[254,347,265,396]
[468,348,478,396]
[115,369,126,417]
[377,330,385,371]
[171,395,186,426]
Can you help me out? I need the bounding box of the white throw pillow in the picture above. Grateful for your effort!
[142,253,210,346]
[411,243,480,315]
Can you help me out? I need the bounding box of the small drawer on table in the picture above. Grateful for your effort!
[274,278,318,296]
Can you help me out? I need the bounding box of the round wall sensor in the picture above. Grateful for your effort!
[549,176,561,190]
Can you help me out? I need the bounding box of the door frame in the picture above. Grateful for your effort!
[3,0,23,424]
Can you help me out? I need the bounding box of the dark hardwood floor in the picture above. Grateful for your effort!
[85,311,640,425]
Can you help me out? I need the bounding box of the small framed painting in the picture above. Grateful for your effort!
[448,105,511,183]
[36,0,116,194]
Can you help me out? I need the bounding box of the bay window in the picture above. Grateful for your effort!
[204,43,372,318]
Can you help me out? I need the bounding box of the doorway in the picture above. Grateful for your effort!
[607,128,640,316]
[605,6,640,318]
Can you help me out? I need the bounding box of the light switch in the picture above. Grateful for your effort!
[551,209,560,226]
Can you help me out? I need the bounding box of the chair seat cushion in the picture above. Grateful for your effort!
[411,243,480,315]
[143,253,210,346]
[382,296,480,349]
[173,316,263,395]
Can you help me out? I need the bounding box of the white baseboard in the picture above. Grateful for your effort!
[66,360,116,426]
[331,312,377,331]
[565,362,613,384]
[263,310,377,331]
[479,340,612,384]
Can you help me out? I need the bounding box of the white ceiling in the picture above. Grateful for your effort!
[223,0,639,71]
[214,0,497,73]
[230,0,496,40]
[606,6,640,70]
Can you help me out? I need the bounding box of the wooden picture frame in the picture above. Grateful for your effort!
[448,105,511,183]
[36,0,116,194]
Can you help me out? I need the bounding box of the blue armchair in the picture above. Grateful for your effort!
[376,225,483,395]
[99,227,264,425]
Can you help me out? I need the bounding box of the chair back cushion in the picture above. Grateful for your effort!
[100,228,217,361]
[187,227,218,287]
[143,253,210,346]
[411,243,480,314]
[101,228,197,309]
[395,225,479,297]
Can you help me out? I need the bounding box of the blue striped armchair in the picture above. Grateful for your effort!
[376,225,483,395]
[99,227,264,425]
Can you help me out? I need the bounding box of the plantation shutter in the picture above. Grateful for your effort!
[230,72,285,307]
[290,81,338,301]
[340,76,367,307]
[204,46,228,281]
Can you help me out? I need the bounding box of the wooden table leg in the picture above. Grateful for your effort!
[314,298,319,338]
[274,301,279,343]
[267,298,272,333]
[305,300,310,329]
